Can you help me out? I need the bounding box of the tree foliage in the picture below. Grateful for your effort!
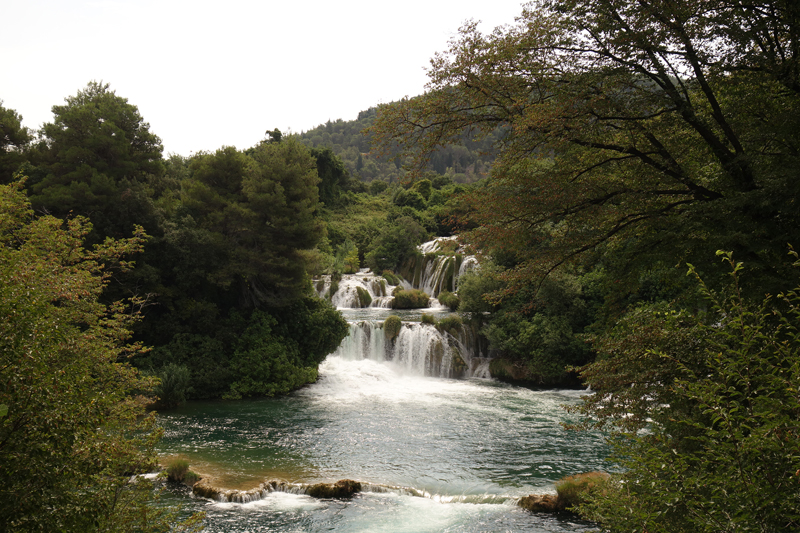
[373,0,800,296]
[178,140,323,306]
[571,253,800,532]
[0,181,201,531]
[0,101,32,184]
[29,81,164,243]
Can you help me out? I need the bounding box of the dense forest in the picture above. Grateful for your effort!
[2,0,799,530]
[296,107,501,184]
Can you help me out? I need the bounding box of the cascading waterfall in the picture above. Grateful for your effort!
[315,269,395,308]
[401,237,479,298]
[314,237,479,308]
[333,321,389,363]
[313,236,488,376]
[331,319,486,379]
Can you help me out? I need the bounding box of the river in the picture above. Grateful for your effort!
[156,306,608,532]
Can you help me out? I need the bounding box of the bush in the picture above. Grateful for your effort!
[356,286,372,308]
[438,290,460,311]
[392,288,430,309]
[154,363,191,409]
[383,315,402,340]
[165,457,201,486]
[437,314,463,336]
[224,311,319,399]
[574,253,800,532]
[369,180,388,195]
[382,270,401,286]
[165,458,190,483]
[421,313,437,325]
[555,472,610,509]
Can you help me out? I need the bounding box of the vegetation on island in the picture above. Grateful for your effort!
[373,0,800,530]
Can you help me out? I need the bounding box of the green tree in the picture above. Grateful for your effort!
[0,101,32,184]
[364,216,426,272]
[571,253,800,532]
[373,0,800,297]
[180,140,323,306]
[29,81,164,243]
[311,146,350,205]
[135,140,345,400]
[0,181,201,532]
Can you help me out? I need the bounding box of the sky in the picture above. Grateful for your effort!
[2,0,527,157]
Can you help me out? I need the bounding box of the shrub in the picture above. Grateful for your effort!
[369,180,388,195]
[382,270,401,286]
[165,458,190,483]
[356,286,372,308]
[574,253,800,532]
[437,314,463,336]
[421,313,437,325]
[383,315,402,340]
[555,472,610,509]
[392,288,430,309]
[437,290,460,311]
[165,458,201,486]
[154,363,191,409]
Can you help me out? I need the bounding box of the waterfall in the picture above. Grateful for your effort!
[400,237,479,298]
[331,319,487,379]
[316,269,396,309]
[315,237,479,308]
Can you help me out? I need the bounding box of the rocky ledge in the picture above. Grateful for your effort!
[192,478,362,503]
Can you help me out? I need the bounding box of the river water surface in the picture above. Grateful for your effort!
[157,309,607,532]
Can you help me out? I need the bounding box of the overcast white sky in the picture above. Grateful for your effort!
[2,0,526,156]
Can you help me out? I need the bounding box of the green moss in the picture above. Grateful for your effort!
[452,351,467,373]
[392,289,430,309]
[421,313,437,325]
[356,286,372,308]
[328,279,339,299]
[382,270,401,286]
[384,315,402,340]
[306,479,362,499]
[437,314,463,335]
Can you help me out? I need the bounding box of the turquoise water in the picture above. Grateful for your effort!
[157,352,607,532]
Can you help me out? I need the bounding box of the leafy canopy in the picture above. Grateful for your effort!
[373,0,800,296]
[0,181,201,532]
[571,253,800,532]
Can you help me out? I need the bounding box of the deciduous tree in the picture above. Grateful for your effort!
[373,0,800,297]
[0,181,201,532]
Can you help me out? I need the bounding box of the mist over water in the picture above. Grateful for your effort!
[158,348,607,532]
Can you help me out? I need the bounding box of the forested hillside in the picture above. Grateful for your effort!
[296,107,501,185]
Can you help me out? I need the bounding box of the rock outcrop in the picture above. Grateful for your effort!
[192,478,363,503]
